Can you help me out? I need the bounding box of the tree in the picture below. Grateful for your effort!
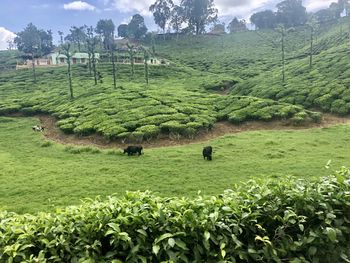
[276,0,307,27]
[315,9,335,23]
[14,23,53,83]
[65,26,87,52]
[59,42,74,99]
[142,47,150,85]
[275,25,294,83]
[96,19,115,50]
[126,43,136,78]
[181,0,218,35]
[170,5,184,38]
[118,24,128,38]
[150,0,174,38]
[210,23,225,34]
[306,17,319,69]
[58,31,64,45]
[7,40,15,50]
[250,10,277,29]
[110,42,117,89]
[128,14,148,40]
[227,18,247,33]
[86,26,99,84]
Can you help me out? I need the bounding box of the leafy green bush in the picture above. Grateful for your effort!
[1,168,350,262]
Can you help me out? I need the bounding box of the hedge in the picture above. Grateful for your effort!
[1,168,350,262]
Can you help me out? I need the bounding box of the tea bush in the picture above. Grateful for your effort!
[1,168,350,262]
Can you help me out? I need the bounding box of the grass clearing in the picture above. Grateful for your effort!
[1,116,350,213]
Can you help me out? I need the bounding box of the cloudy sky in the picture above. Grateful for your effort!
[0,0,334,50]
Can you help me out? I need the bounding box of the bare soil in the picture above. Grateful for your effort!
[9,113,350,149]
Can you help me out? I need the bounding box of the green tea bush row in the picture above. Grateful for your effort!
[217,96,321,124]
[1,168,350,262]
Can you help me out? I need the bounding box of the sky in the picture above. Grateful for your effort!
[0,0,335,50]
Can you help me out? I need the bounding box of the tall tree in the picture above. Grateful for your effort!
[306,17,319,69]
[170,5,184,38]
[86,26,99,84]
[250,10,277,29]
[59,42,74,99]
[275,25,294,84]
[128,14,148,40]
[276,0,307,27]
[65,26,87,52]
[126,43,135,78]
[96,19,115,50]
[58,31,64,45]
[227,18,247,33]
[14,23,53,83]
[181,0,218,35]
[117,24,128,38]
[150,0,174,38]
[142,47,150,85]
[315,9,335,23]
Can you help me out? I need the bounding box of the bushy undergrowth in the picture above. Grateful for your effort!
[1,168,350,262]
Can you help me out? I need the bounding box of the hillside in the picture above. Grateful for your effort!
[157,18,350,116]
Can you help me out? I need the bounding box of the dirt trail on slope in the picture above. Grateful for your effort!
[28,113,350,149]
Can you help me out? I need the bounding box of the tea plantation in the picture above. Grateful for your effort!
[1,18,350,262]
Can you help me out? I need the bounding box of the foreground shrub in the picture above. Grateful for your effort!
[1,168,350,262]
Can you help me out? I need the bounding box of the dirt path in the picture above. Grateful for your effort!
[25,113,350,149]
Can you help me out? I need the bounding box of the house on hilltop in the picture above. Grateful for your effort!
[16,52,100,70]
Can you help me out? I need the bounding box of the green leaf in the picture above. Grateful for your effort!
[298,224,304,232]
[155,233,174,243]
[204,231,210,241]
[221,249,226,258]
[152,245,160,255]
[175,239,189,250]
[168,238,175,248]
[326,227,337,242]
[308,246,317,256]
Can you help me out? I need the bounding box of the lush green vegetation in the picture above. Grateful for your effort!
[0,59,317,141]
[1,169,350,262]
[2,116,350,213]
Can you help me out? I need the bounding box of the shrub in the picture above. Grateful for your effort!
[1,169,350,262]
[331,99,348,115]
[136,125,161,140]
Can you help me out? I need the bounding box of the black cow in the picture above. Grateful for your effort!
[123,145,143,156]
[203,146,213,161]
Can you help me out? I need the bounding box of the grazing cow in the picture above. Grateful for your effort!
[32,125,45,132]
[123,145,143,156]
[203,146,213,161]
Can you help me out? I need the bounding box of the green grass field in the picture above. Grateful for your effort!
[1,116,350,214]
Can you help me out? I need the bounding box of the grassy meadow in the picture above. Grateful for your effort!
[1,115,350,213]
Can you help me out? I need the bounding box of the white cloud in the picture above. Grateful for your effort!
[63,1,96,11]
[304,0,333,11]
[104,0,154,16]
[0,27,16,51]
